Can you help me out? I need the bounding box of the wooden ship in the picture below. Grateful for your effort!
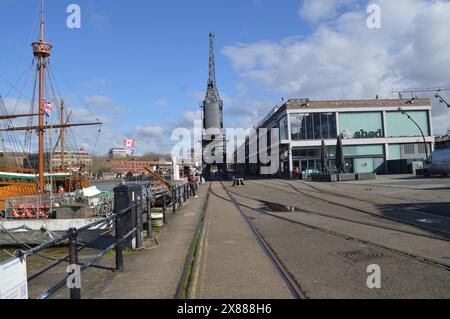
[0,0,108,246]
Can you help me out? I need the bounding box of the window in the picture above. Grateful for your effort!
[339,112,384,139]
[386,111,430,138]
[279,116,288,141]
[290,113,337,141]
[344,145,385,157]
[403,144,415,155]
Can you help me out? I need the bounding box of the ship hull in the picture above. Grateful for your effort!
[0,218,113,246]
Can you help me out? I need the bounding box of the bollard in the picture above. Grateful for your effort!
[113,184,142,249]
[146,196,152,239]
[172,188,177,215]
[115,214,124,272]
[68,228,81,299]
[162,192,167,225]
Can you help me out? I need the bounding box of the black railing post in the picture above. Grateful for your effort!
[146,196,152,239]
[178,186,182,206]
[172,188,177,215]
[115,214,124,272]
[68,228,81,299]
[135,196,143,250]
[163,191,167,225]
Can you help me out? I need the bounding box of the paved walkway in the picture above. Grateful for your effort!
[86,184,209,299]
[86,182,293,299]
[188,183,292,299]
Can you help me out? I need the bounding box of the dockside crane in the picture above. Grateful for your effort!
[392,86,450,107]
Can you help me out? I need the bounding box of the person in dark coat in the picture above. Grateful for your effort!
[188,172,198,198]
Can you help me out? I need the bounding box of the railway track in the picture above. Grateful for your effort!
[257,179,450,239]
[219,182,306,299]
[219,182,450,272]
[177,182,306,299]
[226,187,450,243]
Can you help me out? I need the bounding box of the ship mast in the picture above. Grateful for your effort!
[60,99,65,170]
[32,0,52,192]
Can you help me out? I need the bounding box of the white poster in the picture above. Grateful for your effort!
[0,257,28,299]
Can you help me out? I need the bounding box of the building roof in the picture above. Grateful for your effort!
[286,98,431,109]
[257,98,431,128]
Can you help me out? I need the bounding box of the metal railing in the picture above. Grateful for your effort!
[10,180,200,299]
[18,203,138,299]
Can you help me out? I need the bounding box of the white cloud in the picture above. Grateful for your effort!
[224,0,450,135]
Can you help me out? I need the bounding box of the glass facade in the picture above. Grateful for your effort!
[386,111,430,137]
[389,144,402,160]
[284,108,431,175]
[339,112,384,140]
[279,116,288,141]
[344,145,384,157]
[290,113,337,141]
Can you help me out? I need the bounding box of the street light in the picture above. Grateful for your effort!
[434,92,450,108]
[397,106,430,160]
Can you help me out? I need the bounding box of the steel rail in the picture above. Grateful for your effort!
[260,180,450,238]
[219,183,450,272]
[219,182,307,299]
[227,187,450,243]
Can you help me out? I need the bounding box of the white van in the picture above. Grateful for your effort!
[424,149,450,177]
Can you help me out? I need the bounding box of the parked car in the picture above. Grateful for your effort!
[424,149,450,177]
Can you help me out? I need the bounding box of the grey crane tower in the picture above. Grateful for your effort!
[201,32,227,179]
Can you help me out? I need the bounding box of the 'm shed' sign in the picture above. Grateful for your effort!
[0,257,28,299]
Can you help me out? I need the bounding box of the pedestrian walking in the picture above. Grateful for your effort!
[293,167,300,180]
[188,172,198,198]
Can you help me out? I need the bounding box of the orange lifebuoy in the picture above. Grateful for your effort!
[24,208,37,219]
[37,210,48,219]
[12,209,25,219]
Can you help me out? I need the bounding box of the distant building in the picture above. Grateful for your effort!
[235,98,435,177]
[109,148,128,159]
[0,152,29,167]
[28,151,93,170]
[111,160,172,175]
[436,135,450,150]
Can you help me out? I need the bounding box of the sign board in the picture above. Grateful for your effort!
[0,257,28,299]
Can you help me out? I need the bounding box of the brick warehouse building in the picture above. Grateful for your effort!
[111,160,172,175]
[235,98,435,177]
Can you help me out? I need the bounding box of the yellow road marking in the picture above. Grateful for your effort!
[189,204,209,299]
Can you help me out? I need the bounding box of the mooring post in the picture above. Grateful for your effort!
[115,213,124,272]
[146,196,152,239]
[68,228,81,299]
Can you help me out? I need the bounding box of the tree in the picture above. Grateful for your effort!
[91,156,112,175]
[138,152,171,161]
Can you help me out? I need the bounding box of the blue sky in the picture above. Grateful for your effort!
[1,0,449,155]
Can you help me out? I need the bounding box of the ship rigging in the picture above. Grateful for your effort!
[0,0,102,199]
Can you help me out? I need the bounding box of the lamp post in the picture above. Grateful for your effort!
[397,106,430,160]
